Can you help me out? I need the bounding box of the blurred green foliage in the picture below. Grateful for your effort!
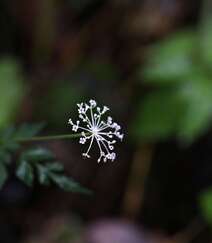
[200,1,212,68]
[82,59,120,82]
[142,31,197,83]
[0,124,91,194]
[37,81,83,128]
[0,124,45,189]
[200,189,212,225]
[17,147,91,194]
[135,16,212,143]
[0,58,25,128]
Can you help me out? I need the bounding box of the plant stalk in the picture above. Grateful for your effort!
[16,133,88,143]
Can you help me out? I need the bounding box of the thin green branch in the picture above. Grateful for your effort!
[15,133,89,143]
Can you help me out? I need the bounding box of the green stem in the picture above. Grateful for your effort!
[16,133,87,143]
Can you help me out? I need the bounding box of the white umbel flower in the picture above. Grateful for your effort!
[68,99,124,163]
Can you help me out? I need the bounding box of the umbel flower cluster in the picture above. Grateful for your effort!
[68,100,124,162]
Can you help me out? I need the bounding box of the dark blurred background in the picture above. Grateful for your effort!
[0,0,212,242]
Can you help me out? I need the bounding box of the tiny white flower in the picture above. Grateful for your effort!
[68,118,73,125]
[89,99,97,107]
[71,120,80,132]
[68,99,124,163]
[79,137,86,144]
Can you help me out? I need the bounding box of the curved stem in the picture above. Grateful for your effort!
[84,135,94,156]
[15,132,90,143]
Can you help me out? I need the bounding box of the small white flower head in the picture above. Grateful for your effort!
[68,99,124,163]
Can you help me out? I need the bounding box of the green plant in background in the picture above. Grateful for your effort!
[0,57,91,194]
[134,0,212,227]
[0,123,91,194]
[199,188,212,225]
[37,81,83,128]
[135,20,212,143]
[0,58,25,128]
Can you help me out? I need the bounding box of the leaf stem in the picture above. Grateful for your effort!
[15,133,88,143]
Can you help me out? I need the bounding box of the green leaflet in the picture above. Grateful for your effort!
[36,164,50,185]
[20,147,54,162]
[13,123,46,140]
[16,146,92,194]
[50,173,92,195]
[16,160,34,186]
